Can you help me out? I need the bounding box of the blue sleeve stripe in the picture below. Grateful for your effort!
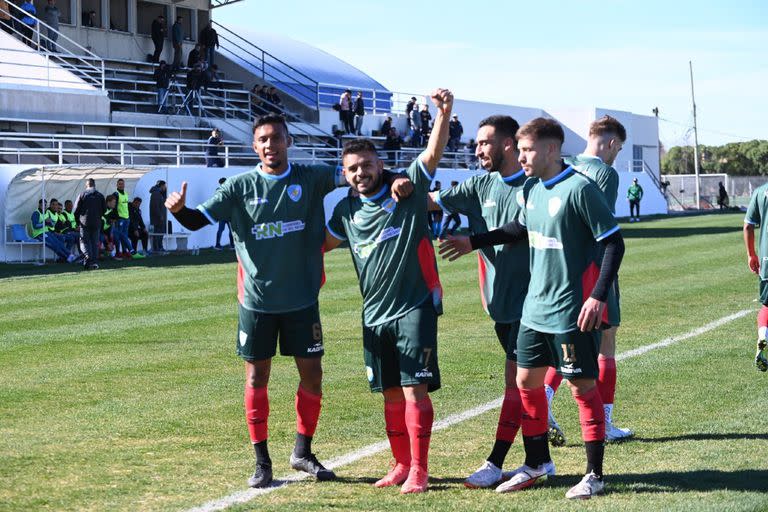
[326,224,347,241]
[745,217,758,225]
[417,159,434,181]
[595,224,620,242]
[196,205,217,224]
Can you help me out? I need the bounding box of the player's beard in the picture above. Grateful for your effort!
[357,172,382,196]
[263,158,284,170]
[483,147,505,173]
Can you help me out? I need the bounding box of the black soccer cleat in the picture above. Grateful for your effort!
[247,463,273,488]
[756,340,768,372]
[289,453,336,481]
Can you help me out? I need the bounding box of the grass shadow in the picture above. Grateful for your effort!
[632,433,768,443]
[608,470,768,493]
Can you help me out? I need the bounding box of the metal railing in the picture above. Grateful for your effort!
[318,83,424,115]
[629,159,685,210]
[0,1,105,90]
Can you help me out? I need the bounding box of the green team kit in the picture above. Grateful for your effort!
[745,183,768,305]
[517,166,620,379]
[328,159,442,392]
[435,170,533,359]
[198,163,343,360]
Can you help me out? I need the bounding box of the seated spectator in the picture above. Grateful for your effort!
[128,197,149,253]
[206,128,224,167]
[187,44,201,69]
[383,127,403,166]
[267,86,282,113]
[380,116,392,137]
[81,9,96,27]
[101,195,120,259]
[184,59,205,102]
[31,199,73,262]
[54,199,79,252]
[154,60,172,112]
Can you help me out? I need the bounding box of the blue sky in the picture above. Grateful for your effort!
[214,0,766,148]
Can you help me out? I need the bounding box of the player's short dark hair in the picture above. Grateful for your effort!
[517,117,564,144]
[478,115,520,140]
[589,115,626,142]
[342,138,379,158]
[64,200,72,206]
[252,114,289,137]
[132,197,142,203]
[218,177,226,185]
[86,178,96,187]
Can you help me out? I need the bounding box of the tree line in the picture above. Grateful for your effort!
[661,140,768,176]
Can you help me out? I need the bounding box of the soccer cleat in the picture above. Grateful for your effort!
[131,252,146,259]
[88,263,99,270]
[502,459,556,480]
[214,245,223,251]
[400,465,429,494]
[374,462,410,488]
[495,464,548,493]
[756,340,768,372]
[605,422,635,442]
[289,453,336,481]
[565,471,605,499]
[464,460,502,488]
[247,463,273,488]
[548,415,566,447]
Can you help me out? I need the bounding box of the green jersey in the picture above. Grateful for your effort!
[519,166,619,333]
[565,154,619,214]
[436,170,533,323]
[328,159,442,327]
[745,183,768,280]
[627,183,643,201]
[198,163,342,313]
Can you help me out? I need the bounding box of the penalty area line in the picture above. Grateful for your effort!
[185,307,753,512]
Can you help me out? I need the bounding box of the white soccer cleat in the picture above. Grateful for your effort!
[495,464,548,493]
[565,471,605,499]
[502,459,556,480]
[605,422,635,442]
[464,460,502,488]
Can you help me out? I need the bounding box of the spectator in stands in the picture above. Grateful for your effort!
[429,181,443,237]
[717,181,729,210]
[448,114,463,153]
[405,96,417,118]
[19,0,36,47]
[465,138,478,168]
[149,180,167,252]
[171,16,184,70]
[82,9,96,27]
[339,89,354,134]
[0,0,12,35]
[184,59,205,105]
[200,21,219,67]
[73,178,106,269]
[250,85,265,116]
[31,199,72,262]
[383,127,403,166]
[129,197,149,253]
[214,177,234,250]
[267,86,282,113]
[206,128,224,167]
[409,101,422,147]
[380,116,392,137]
[419,104,432,146]
[439,181,462,237]
[154,60,171,112]
[187,44,200,69]
[150,15,166,63]
[62,200,77,232]
[203,63,221,91]
[354,91,365,136]
[112,179,144,259]
[42,0,60,52]
[627,177,644,222]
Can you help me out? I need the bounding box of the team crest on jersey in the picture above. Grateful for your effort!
[516,191,525,208]
[548,197,562,217]
[239,330,248,347]
[287,185,302,202]
[381,197,396,213]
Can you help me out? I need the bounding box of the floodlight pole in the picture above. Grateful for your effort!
[689,61,701,210]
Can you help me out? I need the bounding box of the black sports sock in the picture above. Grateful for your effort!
[487,440,512,468]
[585,440,604,478]
[522,434,550,468]
[253,440,271,467]
[293,433,312,458]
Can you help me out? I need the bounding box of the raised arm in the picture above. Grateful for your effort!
[165,181,211,231]
[419,88,454,173]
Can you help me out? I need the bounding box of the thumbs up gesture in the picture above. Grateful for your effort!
[165,181,188,213]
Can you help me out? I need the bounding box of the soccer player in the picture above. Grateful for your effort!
[743,185,768,372]
[164,113,413,489]
[440,118,625,499]
[323,88,453,494]
[544,115,633,445]
[428,115,554,488]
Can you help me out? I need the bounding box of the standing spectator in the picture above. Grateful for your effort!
[42,0,60,52]
[383,127,403,166]
[154,60,171,112]
[717,181,729,210]
[19,0,36,47]
[627,178,643,222]
[82,9,95,27]
[206,128,224,167]
[112,178,144,259]
[419,104,432,147]
[439,181,462,237]
[199,21,219,67]
[405,96,417,118]
[339,89,354,134]
[429,181,443,237]
[73,178,106,269]
[0,0,12,35]
[171,16,183,70]
[31,199,72,262]
[129,197,149,254]
[214,177,234,250]
[267,87,282,113]
[380,116,392,137]
[466,138,478,169]
[150,15,166,63]
[149,180,167,252]
[409,100,422,147]
[448,114,463,153]
[187,44,200,69]
[354,91,365,136]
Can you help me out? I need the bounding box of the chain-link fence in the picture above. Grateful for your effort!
[661,174,768,210]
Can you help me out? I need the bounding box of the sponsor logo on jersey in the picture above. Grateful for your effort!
[249,197,269,206]
[415,368,433,378]
[366,366,375,382]
[239,330,248,347]
[548,197,562,217]
[526,200,535,210]
[483,199,497,208]
[381,197,397,213]
[528,230,564,250]
[353,226,402,259]
[251,220,305,240]
[287,184,302,202]
[516,190,525,208]
[306,343,324,354]
[559,365,582,375]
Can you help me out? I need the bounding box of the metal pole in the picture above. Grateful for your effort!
[176,145,181,167]
[224,146,229,167]
[57,141,63,164]
[689,61,701,210]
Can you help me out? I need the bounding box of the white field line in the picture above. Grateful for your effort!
[185,308,753,512]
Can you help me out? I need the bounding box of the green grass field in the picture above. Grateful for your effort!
[1,213,767,512]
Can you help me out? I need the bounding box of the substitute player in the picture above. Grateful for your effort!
[743,185,768,372]
[428,115,554,488]
[164,114,412,488]
[324,88,453,494]
[544,115,633,445]
[440,118,625,499]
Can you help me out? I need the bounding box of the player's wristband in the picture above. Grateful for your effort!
[470,219,527,249]
[172,206,210,231]
[590,231,625,302]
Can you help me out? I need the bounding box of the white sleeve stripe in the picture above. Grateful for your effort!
[745,217,758,225]
[197,205,217,224]
[326,224,347,241]
[595,224,620,242]
[417,159,434,181]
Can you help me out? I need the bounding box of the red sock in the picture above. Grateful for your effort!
[496,386,521,442]
[245,385,269,443]
[572,386,605,442]
[758,306,768,337]
[405,396,434,471]
[597,355,617,406]
[544,367,563,393]
[295,385,322,437]
[384,401,411,465]
[519,387,548,437]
